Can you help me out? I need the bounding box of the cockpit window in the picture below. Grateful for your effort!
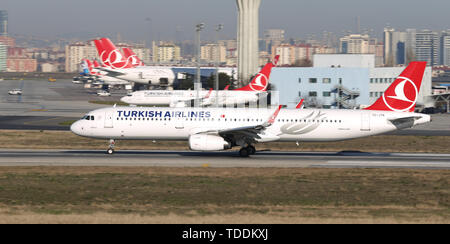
[90,116,94,121]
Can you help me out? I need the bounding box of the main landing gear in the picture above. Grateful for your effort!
[239,145,256,157]
[107,139,115,154]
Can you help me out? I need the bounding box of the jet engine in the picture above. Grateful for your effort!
[188,134,231,151]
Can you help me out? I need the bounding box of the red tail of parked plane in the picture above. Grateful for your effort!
[364,61,426,112]
[234,55,279,92]
[93,38,134,69]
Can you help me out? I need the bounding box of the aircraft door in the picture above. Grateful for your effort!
[104,111,114,128]
[175,117,184,129]
[360,113,370,131]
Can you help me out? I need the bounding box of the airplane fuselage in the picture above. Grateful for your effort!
[120,90,263,106]
[108,67,176,86]
[71,106,430,143]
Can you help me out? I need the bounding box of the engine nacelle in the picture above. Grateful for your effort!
[188,134,231,151]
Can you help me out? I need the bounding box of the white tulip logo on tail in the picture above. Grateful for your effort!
[129,55,139,66]
[382,77,418,112]
[249,73,268,91]
[101,49,129,69]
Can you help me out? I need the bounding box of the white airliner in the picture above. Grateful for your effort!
[120,56,279,107]
[93,38,176,86]
[71,62,431,157]
[85,60,131,86]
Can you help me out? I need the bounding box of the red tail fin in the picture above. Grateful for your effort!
[123,48,145,67]
[296,99,304,109]
[95,38,133,69]
[93,39,105,58]
[364,61,426,112]
[84,59,93,74]
[93,60,100,68]
[204,88,213,99]
[234,55,279,92]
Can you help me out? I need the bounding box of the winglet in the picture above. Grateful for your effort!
[204,88,213,99]
[263,105,282,127]
[273,55,280,66]
[224,85,230,90]
[296,99,304,109]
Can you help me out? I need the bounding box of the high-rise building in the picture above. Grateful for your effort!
[442,31,450,66]
[340,34,370,54]
[0,43,6,71]
[272,44,315,66]
[383,27,407,66]
[65,42,97,72]
[415,30,439,66]
[7,46,37,72]
[403,29,417,64]
[201,44,226,64]
[0,10,7,37]
[152,41,181,63]
[263,29,285,52]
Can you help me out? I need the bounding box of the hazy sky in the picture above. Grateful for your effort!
[2,0,450,42]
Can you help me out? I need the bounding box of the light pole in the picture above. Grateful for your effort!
[145,17,152,45]
[195,23,205,107]
[215,24,223,107]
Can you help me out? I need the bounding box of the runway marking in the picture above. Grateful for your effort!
[313,160,450,169]
[23,117,64,125]
[29,109,48,112]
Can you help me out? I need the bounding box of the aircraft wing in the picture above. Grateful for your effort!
[388,116,423,130]
[194,105,282,144]
[174,89,214,107]
[96,67,126,77]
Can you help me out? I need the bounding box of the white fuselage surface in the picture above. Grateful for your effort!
[120,90,264,107]
[71,106,430,142]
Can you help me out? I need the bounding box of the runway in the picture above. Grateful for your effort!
[1,149,450,169]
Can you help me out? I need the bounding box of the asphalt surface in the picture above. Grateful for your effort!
[0,79,449,135]
[0,149,449,169]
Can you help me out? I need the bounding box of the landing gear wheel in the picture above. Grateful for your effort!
[239,147,250,157]
[248,145,256,155]
[107,139,115,155]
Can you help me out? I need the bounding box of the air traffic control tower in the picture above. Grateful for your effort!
[236,0,261,87]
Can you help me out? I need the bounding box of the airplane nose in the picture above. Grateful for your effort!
[120,96,129,104]
[70,120,84,136]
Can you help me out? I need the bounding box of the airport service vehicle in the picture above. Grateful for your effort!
[93,38,176,87]
[120,56,279,107]
[97,90,111,97]
[8,89,22,95]
[71,62,431,157]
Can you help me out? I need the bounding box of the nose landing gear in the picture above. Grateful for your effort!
[107,139,115,154]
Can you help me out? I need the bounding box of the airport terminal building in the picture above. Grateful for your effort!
[270,54,433,109]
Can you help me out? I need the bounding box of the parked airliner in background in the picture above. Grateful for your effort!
[93,38,176,87]
[120,56,279,107]
[71,62,431,157]
[85,59,131,86]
